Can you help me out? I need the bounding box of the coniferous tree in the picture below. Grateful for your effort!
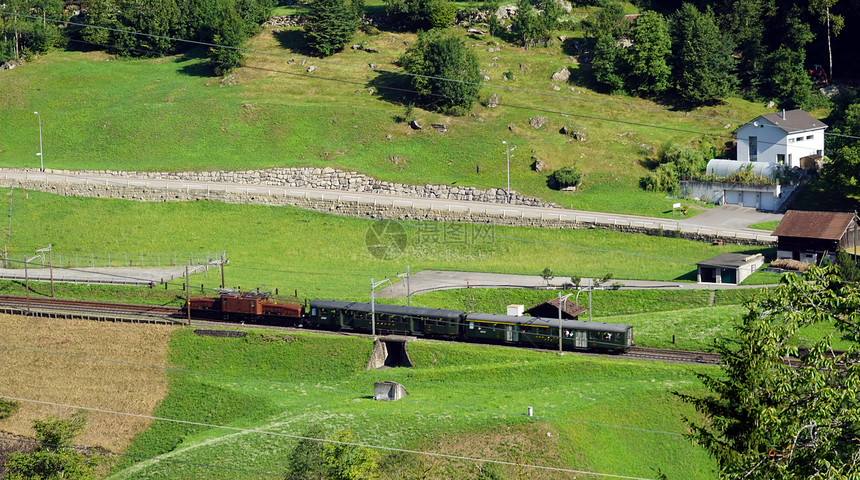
[624,11,671,97]
[304,0,359,57]
[669,3,736,106]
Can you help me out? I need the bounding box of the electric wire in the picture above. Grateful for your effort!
[0,343,684,437]
[0,394,661,480]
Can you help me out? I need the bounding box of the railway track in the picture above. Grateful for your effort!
[0,295,182,325]
[0,296,724,365]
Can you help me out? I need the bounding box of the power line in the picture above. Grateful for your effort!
[0,343,684,437]
[0,394,661,480]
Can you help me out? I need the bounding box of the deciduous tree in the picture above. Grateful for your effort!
[398,28,481,115]
[678,265,860,479]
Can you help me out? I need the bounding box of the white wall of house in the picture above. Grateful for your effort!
[736,120,825,168]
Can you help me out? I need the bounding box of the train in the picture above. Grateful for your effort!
[186,291,633,353]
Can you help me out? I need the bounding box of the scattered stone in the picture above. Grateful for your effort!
[508,123,516,131]
[368,88,375,95]
[369,63,377,69]
[551,67,570,83]
[558,35,567,42]
[529,116,548,129]
[488,93,500,108]
[431,124,448,133]
[561,185,577,192]
[483,75,490,82]
[364,47,379,53]
[531,156,545,172]
[352,44,361,49]
[766,100,776,109]
[568,87,581,94]
[300,59,306,66]
[552,84,561,91]
[307,65,316,73]
[386,134,392,141]
[468,28,487,35]
[410,120,422,130]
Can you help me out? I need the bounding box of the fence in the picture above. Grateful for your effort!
[2,251,226,270]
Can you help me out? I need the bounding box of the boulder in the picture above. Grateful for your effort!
[488,93,500,108]
[410,120,422,130]
[551,67,570,83]
[529,116,548,129]
[531,156,545,172]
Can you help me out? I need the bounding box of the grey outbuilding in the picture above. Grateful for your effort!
[697,253,765,284]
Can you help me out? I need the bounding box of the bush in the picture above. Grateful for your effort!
[0,399,18,419]
[549,166,582,189]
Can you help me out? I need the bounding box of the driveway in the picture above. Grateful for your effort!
[683,205,782,232]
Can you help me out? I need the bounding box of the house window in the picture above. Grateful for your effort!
[796,136,803,142]
[806,135,814,140]
[749,136,758,162]
[788,138,795,143]
[777,154,785,164]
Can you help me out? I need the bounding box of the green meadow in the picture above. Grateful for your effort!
[106,328,716,479]
[2,189,769,303]
[0,19,770,217]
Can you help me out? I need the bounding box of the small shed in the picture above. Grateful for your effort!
[525,297,587,320]
[697,253,764,284]
[374,381,408,401]
[772,210,859,263]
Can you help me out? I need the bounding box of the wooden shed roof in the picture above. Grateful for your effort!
[772,210,856,241]
[525,297,587,318]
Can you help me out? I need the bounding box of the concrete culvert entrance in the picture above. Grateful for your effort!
[366,336,414,370]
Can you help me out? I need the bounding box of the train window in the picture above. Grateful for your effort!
[469,322,474,330]
[311,307,317,316]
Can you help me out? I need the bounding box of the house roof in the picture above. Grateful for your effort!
[525,297,587,318]
[697,253,763,268]
[755,109,828,134]
[772,210,856,241]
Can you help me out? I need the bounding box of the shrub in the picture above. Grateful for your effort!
[549,166,582,189]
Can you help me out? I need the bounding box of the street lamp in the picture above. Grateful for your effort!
[370,277,391,338]
[34,111,43,172]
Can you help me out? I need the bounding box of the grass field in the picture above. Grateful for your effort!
[0,16,775,217]
[102,327,716,479]
[1,188,770,302]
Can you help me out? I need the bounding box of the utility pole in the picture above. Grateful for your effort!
[24,253,43,316]
[185,265,191,325]
[557,292,573,353]
[220,253,226,289]
[36,245,52,297]
[397,265,411,307]
[371,277,391,338]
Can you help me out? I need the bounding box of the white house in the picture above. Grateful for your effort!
[736,109,827,168]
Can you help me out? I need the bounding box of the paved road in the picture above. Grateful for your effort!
[376,270,772,298]
[0,169,780,242]
[0,264,216,286]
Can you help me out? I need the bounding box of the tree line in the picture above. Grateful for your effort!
[0,0,276,74]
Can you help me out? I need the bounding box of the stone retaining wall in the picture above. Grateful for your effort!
[5,173,774,246]
[51,167,554,207]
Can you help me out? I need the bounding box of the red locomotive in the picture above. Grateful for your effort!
[188,291,302,326]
